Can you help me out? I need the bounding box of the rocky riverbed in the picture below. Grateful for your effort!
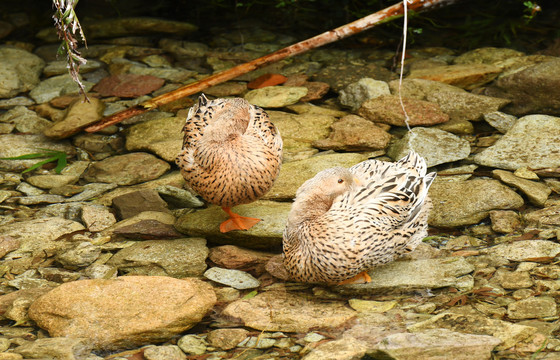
[0,11,559,360]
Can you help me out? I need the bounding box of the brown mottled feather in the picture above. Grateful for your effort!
[282,151,436,283]
[175,94,283,208]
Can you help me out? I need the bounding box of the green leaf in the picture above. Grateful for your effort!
[1,148,68,174]
[242,290,258,299]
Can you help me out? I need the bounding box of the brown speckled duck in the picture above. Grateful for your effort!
[176,94,283,232]
[282,151,436,284]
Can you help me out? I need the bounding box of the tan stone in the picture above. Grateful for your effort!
[28,276,216,350]
[407,63,501,90]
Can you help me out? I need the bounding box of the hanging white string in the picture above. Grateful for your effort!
[397,0,416,142]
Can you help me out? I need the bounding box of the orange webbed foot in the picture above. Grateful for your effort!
[220,207,262,232]
[338,271,372,285]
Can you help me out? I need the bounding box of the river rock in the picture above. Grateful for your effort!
[204,267,260,289]
[312,115,391,151]
[263,152,370,201]
[13,337,93,360]
[28,276,216,350]
[387,127,471,167]
[29,74,94,104]
[0,134,74,172]
[507,297,558,320]
[429,179,524,227]
[244,86,308,108]
[83,152,170,186]
[371,329,501,360]
[492,170,551,206]
[408,312,537,350]
[453,47,525,65]
[0,46,45,98]
[489,210,522,233]
[221,291,356,332]
[156,185,204,209]
[174,200,290,249]
[524,206,560,229]
[483,111,517,133]
[0,106,51,134]
[206,328,249,350]
[484,240,560,262]
[107,238,208,277]
[474,115,560,170]
[111,189,170,219]
[313,63,393,92]
[407,63,501,90]
[0,217,85,274]
[143,345,186,360]
[268,109,338,161]
[388,78,510,122]
[43,97,105,139]
[84,17,198,39]
[209,245,274,272]
[482,58,560,115]
[81,204,117,232]
[358,95,449,126]
[338,78,390,110]
[335,257,474,294]
[125,116,184,162]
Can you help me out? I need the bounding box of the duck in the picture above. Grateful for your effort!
[176,94,283,233]
[282,151,436,284]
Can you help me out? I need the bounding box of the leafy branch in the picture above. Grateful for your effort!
[0,149,69,174]
[52,0,89,101]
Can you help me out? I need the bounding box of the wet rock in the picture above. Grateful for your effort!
[204,267,260,289]
[92,73,165,98]
[358,95,449,126]
[0,96,34,109]
[56,241,101,269]
[208,245,274,272]
[429,179,524,227]
[474,115,560,170]
[453,47,525,65]
[492,170,551,206]
[43,59,103,77]
[112,189,170,219]
[0,47,45,98]
[177,335,207,355]
[83,152,170,186]
[127,64,196,83]
[338,78,390,110]
[0,106,51,134]
[84,17,197,39]
[336,257,474,294]
[483,111,517,133]
[348,299,397,313]
[156,185,204,209]
[0,236,20,259]
[28,276,216,350]
[29,74,94,104]
[107,238,208,277]
[408,312,537,350]
[66,183,118,202]
[482,58,560,115]
[267,110,338,161]
[492,269,533,289]
[244,86,308,108]
[221,291,356,332]
[175,200,289,249]
[0,134,74,172]
[81,204,117,232]
[388,78,510,122]
[17,194,68,205]
[204,82,247,97]
[524,206,560,228]
[143,345,186,360]
[489,210,522,233]
[485,240,560,261]
[302,337,368,360]
[0,217,85,274]
[407,63,501,90]
[507,297,558,320]
[43,97,105,139]
[313,63,393,92]
[371,329,501,360]
[312,115,391,151]
[264,152,369,201]
[206,328,249,350]
[387,127,471,167]
[26,174,79,189]
[299,81,330,102]
[125,116,184,162]
[13,337,93,360]
[112,219,183,239]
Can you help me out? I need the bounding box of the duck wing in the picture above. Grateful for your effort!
[243,103,283,155]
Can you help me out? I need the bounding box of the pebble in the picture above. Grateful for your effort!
[204,267,261,290]
[177,335,207,355]
[338,77,390,110]
[244,86,308,107]
[507,296,558,320]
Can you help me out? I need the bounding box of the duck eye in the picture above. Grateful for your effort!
[337,179,344,184]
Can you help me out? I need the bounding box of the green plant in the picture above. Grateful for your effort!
[52,0,89,100]
[1,149,69,174]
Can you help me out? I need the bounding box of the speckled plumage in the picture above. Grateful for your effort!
[175,94,282,229]
[282,151,436,284]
